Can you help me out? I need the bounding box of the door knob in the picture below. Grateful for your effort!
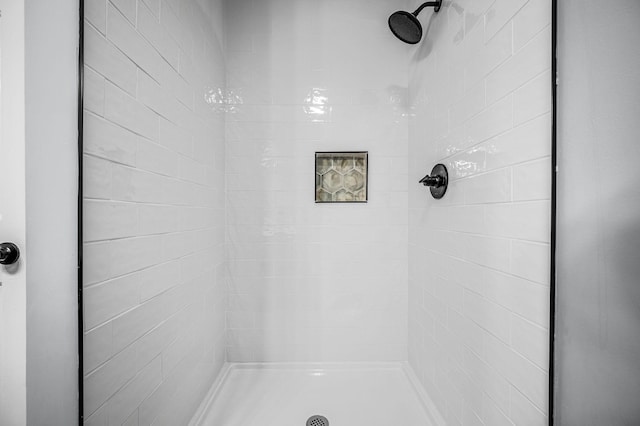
[0,242,20,265]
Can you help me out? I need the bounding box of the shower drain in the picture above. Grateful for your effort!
[306,415,329,426]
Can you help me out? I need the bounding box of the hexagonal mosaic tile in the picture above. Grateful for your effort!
[315,152,368,203]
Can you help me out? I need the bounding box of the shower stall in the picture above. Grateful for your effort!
[81,0,553,425]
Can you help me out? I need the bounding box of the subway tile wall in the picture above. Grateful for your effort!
[407,0,552,425]
[82,0,226,424]
[224,0,412,362]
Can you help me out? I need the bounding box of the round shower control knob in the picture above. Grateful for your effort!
[0,242,20,265]
[418,164,448,199]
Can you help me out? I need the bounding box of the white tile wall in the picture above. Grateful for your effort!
[82,0,226,424]
[224,0,411,363]
[408,0,552,425]
[84,0,553,422]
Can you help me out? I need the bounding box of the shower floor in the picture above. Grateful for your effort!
[192,363,441,426]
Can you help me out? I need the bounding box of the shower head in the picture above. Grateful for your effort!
[388,11,423,44]
[388,1,442,44]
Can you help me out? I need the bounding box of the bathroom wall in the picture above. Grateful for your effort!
[25,0,79,423]
[556,1,640,424]
[224,0,411,362]
[408,1,552,425]
[82,1,226,424]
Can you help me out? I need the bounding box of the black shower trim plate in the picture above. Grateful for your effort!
[419,163,448,199]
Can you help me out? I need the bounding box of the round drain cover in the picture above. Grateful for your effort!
[306,415,329,426]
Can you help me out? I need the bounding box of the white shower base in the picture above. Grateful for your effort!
[191,363,444,426]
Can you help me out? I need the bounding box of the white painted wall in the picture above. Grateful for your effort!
[25,0,79,424]
[224,0,410,363]
[407,0,552,424]
[556,1,640,424]
[82,0,227,424]
[0,1,27,424]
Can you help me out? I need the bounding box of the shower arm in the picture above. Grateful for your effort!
[412,1,442,16]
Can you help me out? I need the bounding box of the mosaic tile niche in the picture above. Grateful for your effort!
[315,152,368,203]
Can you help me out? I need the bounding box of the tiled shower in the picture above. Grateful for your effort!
[82,0,551,425]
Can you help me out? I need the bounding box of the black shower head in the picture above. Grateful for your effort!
[388,1,442,44]
[388,11,423,44]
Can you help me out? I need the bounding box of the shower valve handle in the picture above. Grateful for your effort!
[419,164,449,200]
[419,175,444,187]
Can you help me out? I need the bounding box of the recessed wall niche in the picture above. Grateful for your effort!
[315,152,368,203]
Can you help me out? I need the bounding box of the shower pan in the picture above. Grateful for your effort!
[81,0,553,425]
[192,364,439,425]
